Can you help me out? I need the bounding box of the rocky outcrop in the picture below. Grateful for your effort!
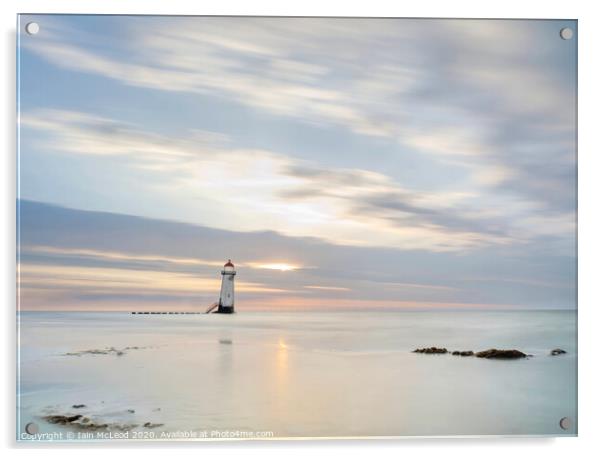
[451,350,474,356]
[43,405,164,431]
[413,347,447,354]
[65,347,124,356]
[64,346,149,357]
[143,422,164,428]
[475,349,527,359]
[43,414,139,431]
[412,346,563,360]
[45,414,83,425]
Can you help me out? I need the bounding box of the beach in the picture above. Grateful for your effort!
[17,310,577,440]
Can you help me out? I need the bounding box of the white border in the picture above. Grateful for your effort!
[3,1,601,455]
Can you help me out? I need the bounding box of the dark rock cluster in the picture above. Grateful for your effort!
[474,349,527,359]
[451,350,474,356]
[64,346,149,357]
[412,347,556,359]
[412,347,448,354]
[44,414,113,431]
[143,422,164,428]
[43,414,156,432]
[45,414,83,425]
[65,347,125,357]
[43,406,164,431]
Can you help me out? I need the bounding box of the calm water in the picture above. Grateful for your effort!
[17,310,577,439]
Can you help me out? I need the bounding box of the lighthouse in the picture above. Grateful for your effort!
[217,259,236,314]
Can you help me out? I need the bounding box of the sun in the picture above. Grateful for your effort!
[257,263,298,272]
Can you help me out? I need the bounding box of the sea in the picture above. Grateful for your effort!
[17,310,577,440]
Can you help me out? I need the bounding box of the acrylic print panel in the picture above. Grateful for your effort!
[16,15,577,441]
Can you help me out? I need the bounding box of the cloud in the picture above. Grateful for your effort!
[24,19,574,143]
[303,285,351,292]
[21,17,576,233]
[248,263,304,272]
[20,263,222,293]
[22,108,547,252]
[21,245,226,268]
[17,200,576,311]
[23,246,315,273]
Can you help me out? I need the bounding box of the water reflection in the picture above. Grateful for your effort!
[217,337,233,378]
[274,337,290,409]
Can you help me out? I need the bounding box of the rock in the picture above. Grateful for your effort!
[72,404,86,409]
[86,423,110,431]
[412,347,527,359]
[143,422,164,429]
[451,350,474,356]
[43,414,138,431]
[550,348,567,356]
[44,414,83,425]
[413,347,447,354]
[475,349,527,359]
[64,346,141,357]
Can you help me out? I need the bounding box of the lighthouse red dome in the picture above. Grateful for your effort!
[224,259,234,268]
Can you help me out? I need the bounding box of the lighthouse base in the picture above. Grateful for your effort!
[216,305,234,314]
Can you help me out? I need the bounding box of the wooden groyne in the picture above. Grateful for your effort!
[131,311,203,315]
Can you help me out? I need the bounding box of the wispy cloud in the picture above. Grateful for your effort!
[303,285,351,292]
[248,263,304,272]
[23,18,575,194]
[20,17,576,252]
[23,245,224,267]
[23,245,312,272]
[20,262,288,294]
[21,108,536,251]
[17,201,576,311]
[236,296,522,312]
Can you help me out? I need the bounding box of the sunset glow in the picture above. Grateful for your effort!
[252,263,300,272]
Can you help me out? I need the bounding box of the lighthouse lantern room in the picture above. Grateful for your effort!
[217,259,236,313]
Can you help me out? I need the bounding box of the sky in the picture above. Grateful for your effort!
[17,16,577,311]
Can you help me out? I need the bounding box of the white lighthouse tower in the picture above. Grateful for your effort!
[217,259,236,314]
